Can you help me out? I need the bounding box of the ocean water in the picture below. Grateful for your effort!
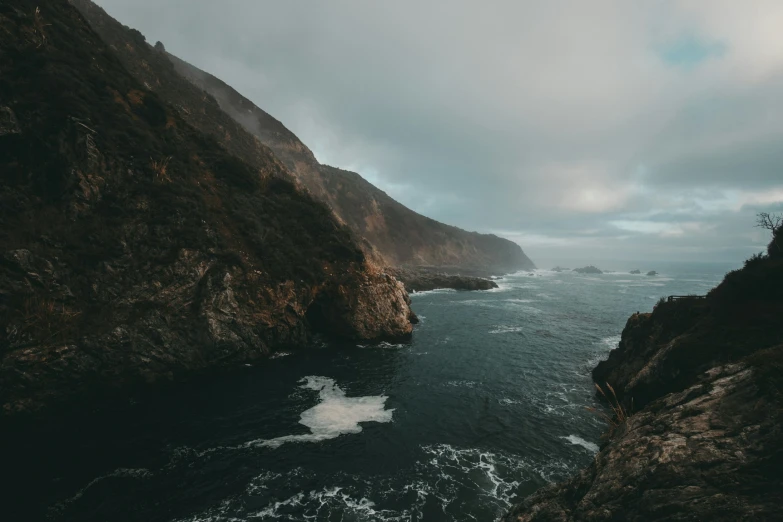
[5,262,735,522]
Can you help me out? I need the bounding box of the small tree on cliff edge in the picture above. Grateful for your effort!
[757,212,783,258]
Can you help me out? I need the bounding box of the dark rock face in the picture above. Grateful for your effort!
[572,266,603,274]
[629,269,641,274]
[503,363,783,522]
[646,270,658,276]
[0,0,413,417]
[504,255,783,521]
[387,267,498,293]
[68,0,536,274]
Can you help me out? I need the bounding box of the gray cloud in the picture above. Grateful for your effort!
[95,0,783,264]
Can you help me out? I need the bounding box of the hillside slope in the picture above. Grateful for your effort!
[69,0,535,273]
[504,247,783,520]
[0,0,414,416]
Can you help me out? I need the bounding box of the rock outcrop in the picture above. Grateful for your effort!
[573,266,603,274]
[69,0,536,274]
[387,267,498,293]
[504,253,783,521]
[551,266,570,273]
[0,0,413,416]
[629,269,641,274]
[646,270,658,276]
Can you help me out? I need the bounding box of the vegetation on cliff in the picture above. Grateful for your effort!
[505,230,783,521]
[0,0,413,416]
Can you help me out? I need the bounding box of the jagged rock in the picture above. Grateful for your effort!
[646,270,658,276]
[630,269,641,274]
[308,270,416,339]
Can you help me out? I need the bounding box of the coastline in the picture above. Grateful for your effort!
[503,255,783,521]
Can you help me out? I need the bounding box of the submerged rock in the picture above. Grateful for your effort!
[551,266,570,272]
[629,269,641,274]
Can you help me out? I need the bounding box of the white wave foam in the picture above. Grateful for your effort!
[505,298,534,304]
[486,281,514,292]
[562,435,599,454]
[179,478,396,522]
[410,288,456,297]
[270,351,291,359]
[244,376,393,449]
[357,341,405,350]
[422,444,523,505]
[598,335,621,350]
[489,325,524,334]
[443,380,479,388]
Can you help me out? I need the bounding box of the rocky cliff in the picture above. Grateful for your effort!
[69,0,535,273]
[504,251,783,520]
[0,0,415,417]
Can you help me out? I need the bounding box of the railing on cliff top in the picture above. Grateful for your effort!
[667,295,706,302]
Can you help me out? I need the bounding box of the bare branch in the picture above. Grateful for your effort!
[756,212,783,232]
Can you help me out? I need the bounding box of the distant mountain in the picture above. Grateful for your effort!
[70,0,535,273]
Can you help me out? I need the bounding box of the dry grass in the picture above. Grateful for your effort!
[33,7,51,48]
[587,382,632,429]
[150,156,172,182]
[127,89,145,106]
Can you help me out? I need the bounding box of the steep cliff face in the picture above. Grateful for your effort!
[504,254,783,521]
[69,0,535,273]
[0,0,413,416]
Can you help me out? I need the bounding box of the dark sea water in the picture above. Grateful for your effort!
[5,262,735,522]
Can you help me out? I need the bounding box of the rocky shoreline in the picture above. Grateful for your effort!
[387,267,499,293]
[503,252,783,521]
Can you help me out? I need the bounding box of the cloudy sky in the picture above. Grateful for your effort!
[96,0,783,264]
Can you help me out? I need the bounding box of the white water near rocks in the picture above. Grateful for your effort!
[17,261,735,522]
[243,376,394,449]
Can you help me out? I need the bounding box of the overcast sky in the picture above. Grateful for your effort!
[95,0,783,265]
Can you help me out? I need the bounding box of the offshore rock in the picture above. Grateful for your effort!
[572,266,603,274]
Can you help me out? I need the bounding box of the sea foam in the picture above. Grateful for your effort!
[562,435,599,454]
[244,376,393,449]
